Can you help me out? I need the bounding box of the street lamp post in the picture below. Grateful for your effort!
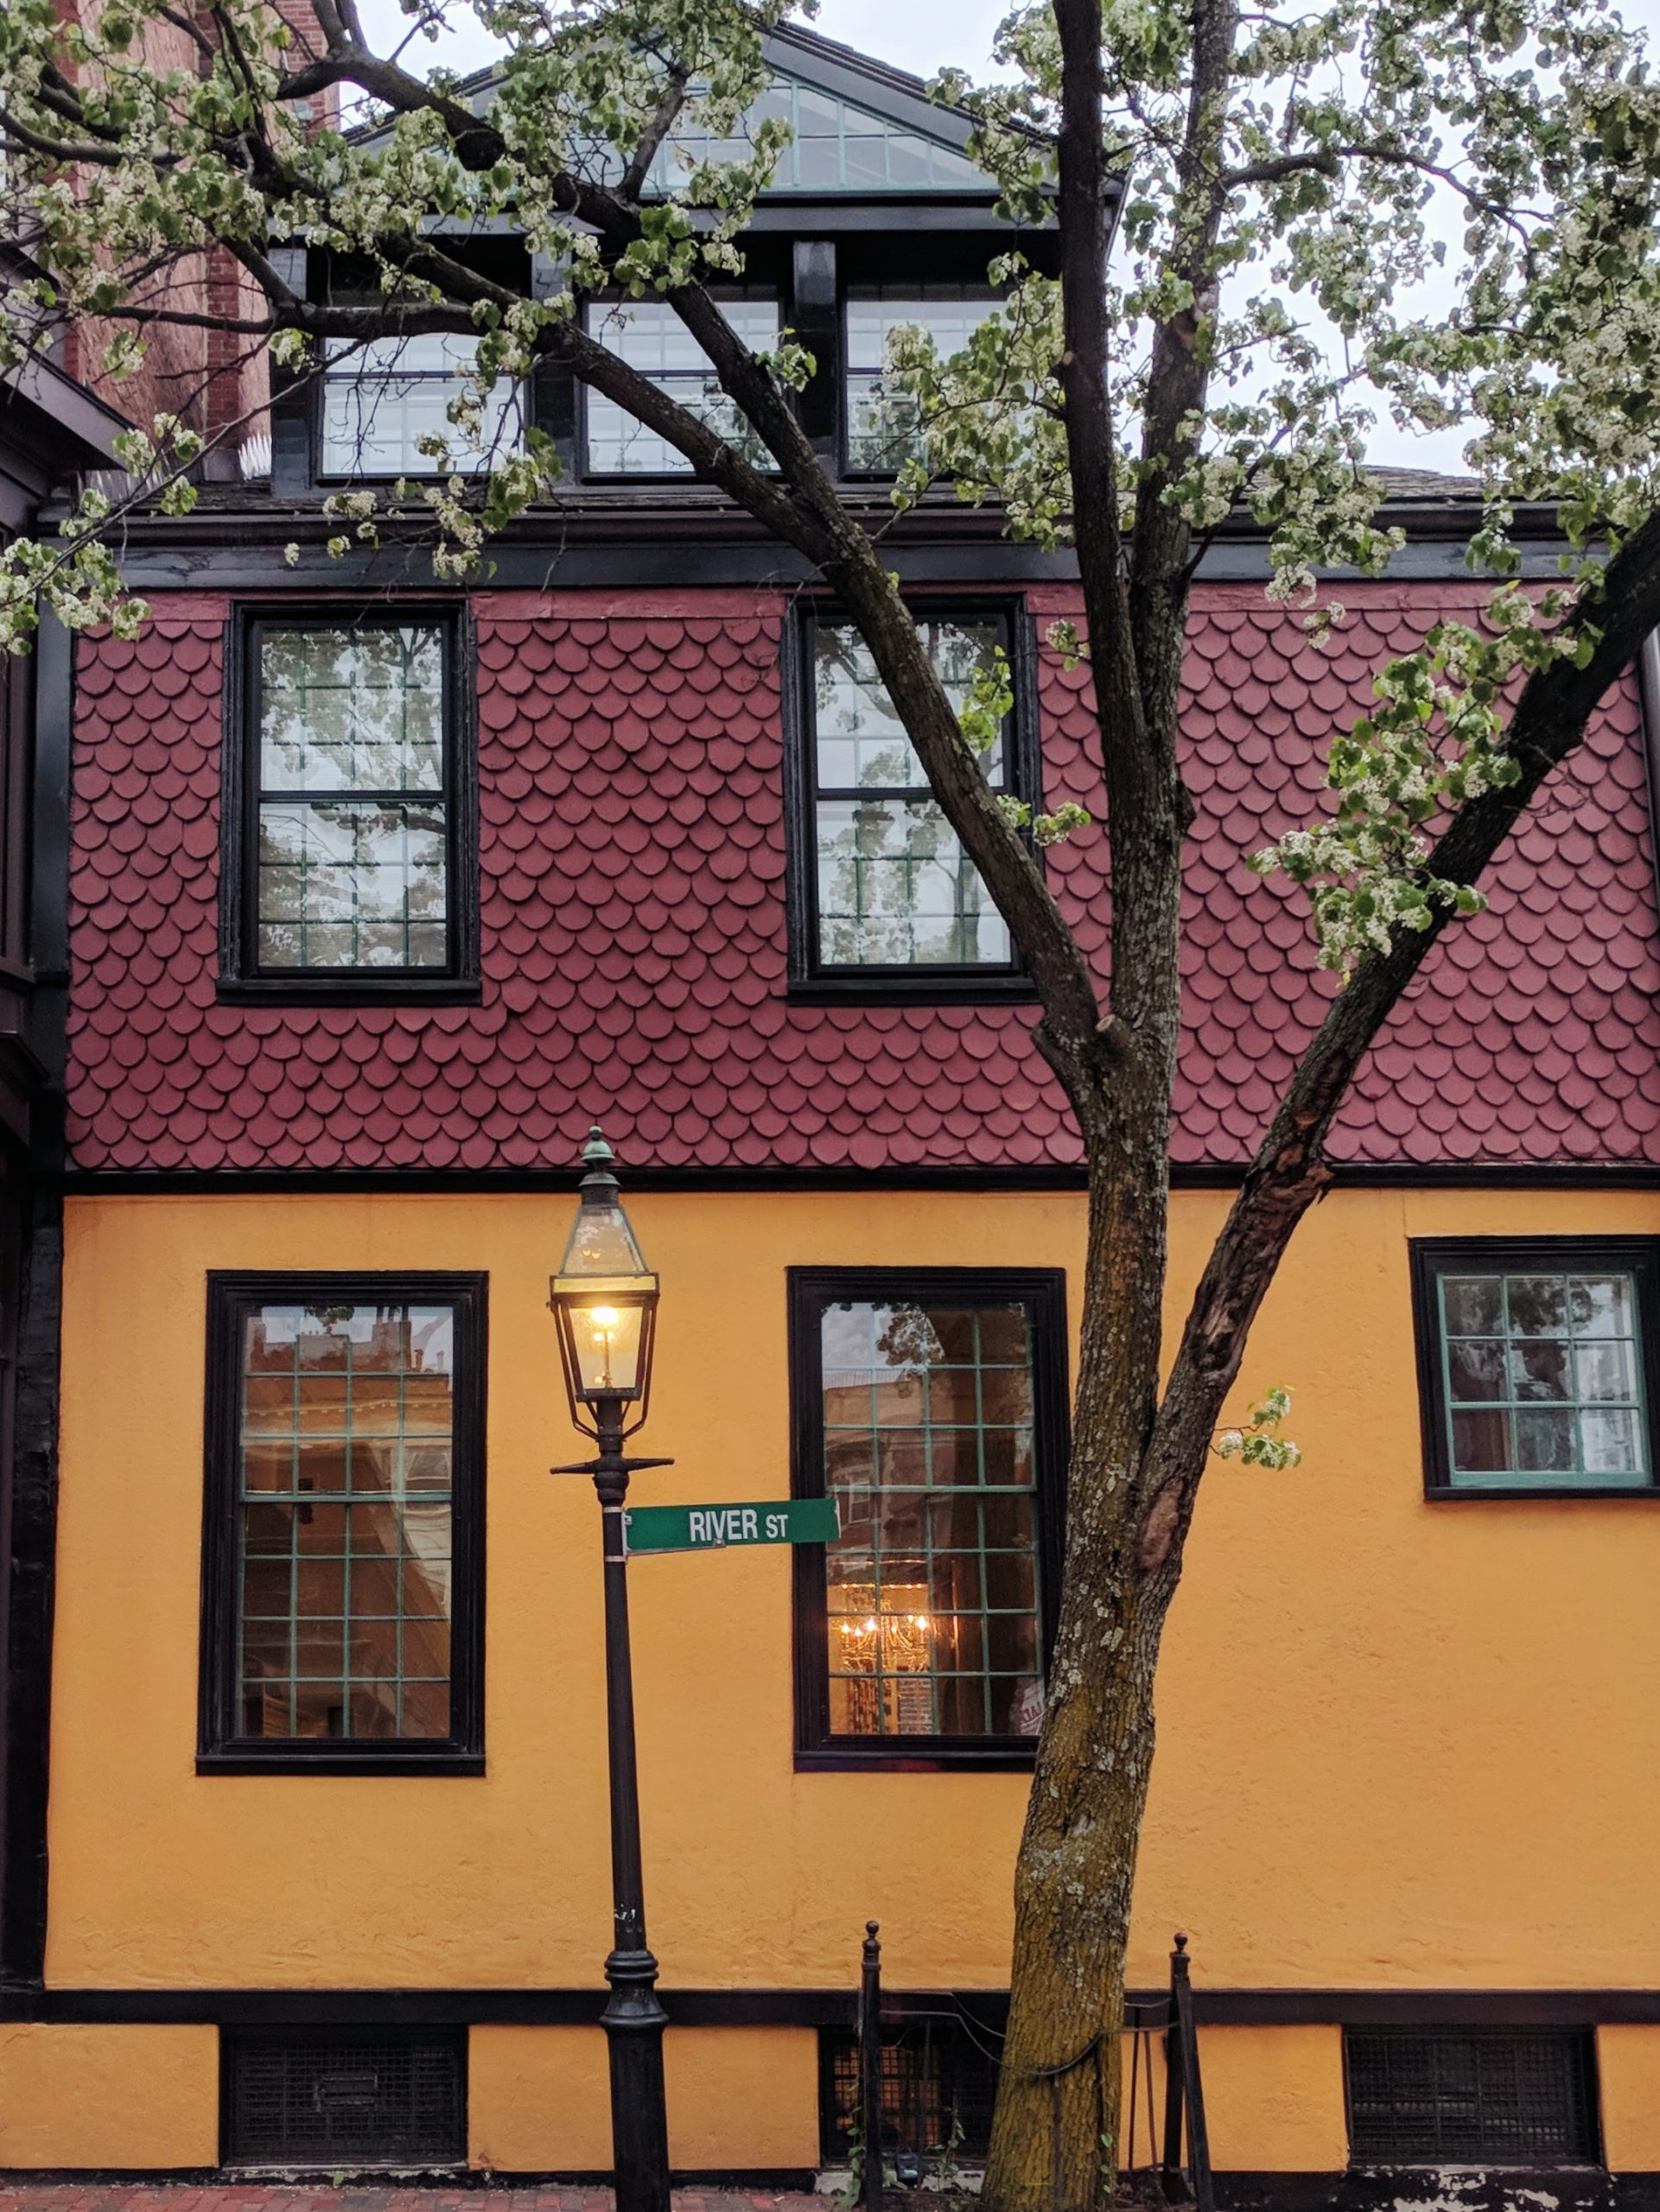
[549,1127,673,2212]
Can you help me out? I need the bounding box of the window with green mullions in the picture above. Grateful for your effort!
[237,1300,458,1739]
[1437,1268,1651,1489]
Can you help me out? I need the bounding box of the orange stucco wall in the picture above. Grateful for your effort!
[0,2024,217,2166]
[32,1184,1660,2167]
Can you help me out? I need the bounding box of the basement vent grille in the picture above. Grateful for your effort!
[821,2021,1001,2165]
[222,2028,466,2168]
[1345,2030,1600,2164]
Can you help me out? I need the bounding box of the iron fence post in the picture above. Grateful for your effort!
[861,1920,883,2212]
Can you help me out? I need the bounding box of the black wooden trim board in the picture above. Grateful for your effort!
[0,612,74,1993]
[55,1160,1660,1196]
[8,1985,1660,2027]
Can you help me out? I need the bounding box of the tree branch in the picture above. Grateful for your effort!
[1138,506,1660,1565]
[620,62,692,202]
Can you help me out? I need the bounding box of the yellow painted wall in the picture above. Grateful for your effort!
[469,2026,614,2171]
[1597,2026,1660,2169]
[33,1185,1660,2164]
[1195,2027,1348,2171]
[467,2025,817,2173]
[0,2024,217,2166]
[1114,2026,1346,2174]
[665,2028,819,2169]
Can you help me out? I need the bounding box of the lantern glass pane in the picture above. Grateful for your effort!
[559,1198,651,1281]
[567,1301,646,1397]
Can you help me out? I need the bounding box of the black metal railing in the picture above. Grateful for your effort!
[850,1923,1213,2212]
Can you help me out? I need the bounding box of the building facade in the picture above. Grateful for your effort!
[3,22,1660,2199]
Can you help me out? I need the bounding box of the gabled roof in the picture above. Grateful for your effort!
[395,22,1006,201]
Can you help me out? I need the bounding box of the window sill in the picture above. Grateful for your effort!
[217,977,483,1007]
[1423,1484,1660,1501]
[795,1745,1038,1773]
[788,975,1037,1007]
[197,1748,486,1777]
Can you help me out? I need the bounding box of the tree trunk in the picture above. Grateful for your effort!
[983,1586,1165,2212]
[984,1129,1184,2212]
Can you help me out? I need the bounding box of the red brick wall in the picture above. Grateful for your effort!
[64,583,1660,1175]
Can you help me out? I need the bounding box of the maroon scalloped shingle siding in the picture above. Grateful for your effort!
[65,582,1660,1174]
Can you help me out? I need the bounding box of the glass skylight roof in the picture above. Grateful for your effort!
[646,78,987,194]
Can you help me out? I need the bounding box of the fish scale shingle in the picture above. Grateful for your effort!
[63,581,1660,1173]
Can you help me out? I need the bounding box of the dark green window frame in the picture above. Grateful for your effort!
[1410,1237,1660,1498]
[198,1271,487,1774]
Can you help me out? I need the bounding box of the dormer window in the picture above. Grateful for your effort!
[843,287,998,474]
[320,334,526,480]
[582,295,780,476]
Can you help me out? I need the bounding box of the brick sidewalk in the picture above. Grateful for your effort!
[0,2191,826,2212]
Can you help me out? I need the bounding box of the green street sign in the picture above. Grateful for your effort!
[622,1498,841,1556]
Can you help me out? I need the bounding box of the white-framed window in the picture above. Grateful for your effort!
[321,334,525,478]
[583,295,780,476]
[843,287,1000,473]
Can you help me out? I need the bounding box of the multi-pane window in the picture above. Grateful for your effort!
[1412,1240,1659,1494]
[791,1269,1066,1761]
[235,616,464,983]
[802,612,1021,976]
[321,334,525,477]
[844,288,999,472]
[645,80,984,194]
[200,1275,485,1769]
[584,296,779,475]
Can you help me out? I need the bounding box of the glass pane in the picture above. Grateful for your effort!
[1508,1339,1570,1401]
[1515,1408,1575,1471]
[1446,1340,1504,1403]
[1438,1262,1651,1489]
[233,1298,458,1741]
[321,335,524,475]
[1575,1340,1636,1401]
[819,1296,1043,1742]
[257,800,447,972]
[585,299,779,475]
[1442,1277,1502,1336]
[1571,1276,1634,1336]
[1581,1407,1644,1476]
[843,290,999,468]
[1451,1407,1511,1473]
[816,799,1008,968]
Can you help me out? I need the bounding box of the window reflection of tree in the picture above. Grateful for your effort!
[811,621,1005,967]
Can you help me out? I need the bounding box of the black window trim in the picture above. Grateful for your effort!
[1409,1235,1660,1501]
[219,604,480,1002]
[783,598,1044,1002]
[198,1269,488,1775]
[788,1263,1069,1771]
